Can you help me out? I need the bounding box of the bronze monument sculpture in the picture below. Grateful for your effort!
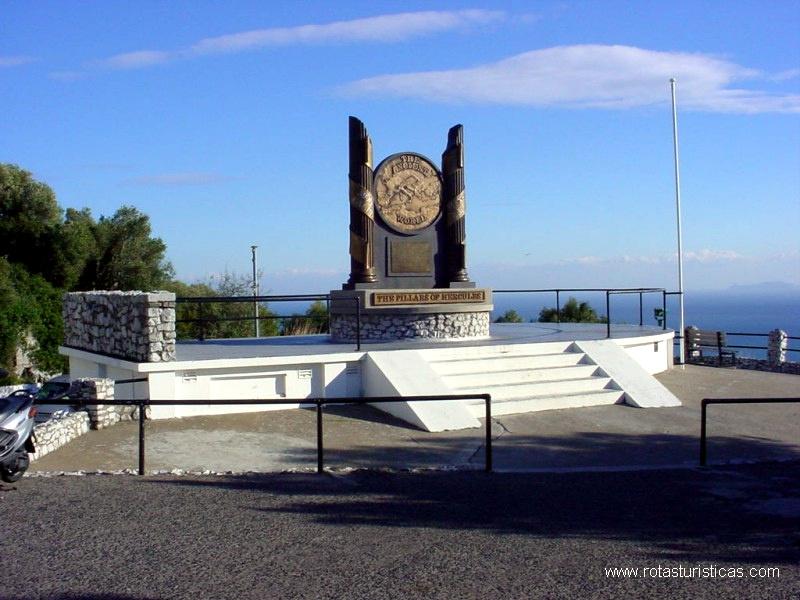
[332,116,492,341]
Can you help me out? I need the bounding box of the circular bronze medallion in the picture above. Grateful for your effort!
[374,153,441,234]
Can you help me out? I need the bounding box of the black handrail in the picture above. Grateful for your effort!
[493,287,672,337]
[690,331,799,357]
[176,294,332,344]
[700,397,799,466]
[174,293,367,350]
[59,394,493,475]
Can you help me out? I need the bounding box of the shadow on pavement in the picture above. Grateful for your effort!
[153,460,800,565]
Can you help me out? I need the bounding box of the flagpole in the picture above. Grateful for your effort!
[670,78,685,366]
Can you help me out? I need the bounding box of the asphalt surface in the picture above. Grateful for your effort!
[2,462,799,599]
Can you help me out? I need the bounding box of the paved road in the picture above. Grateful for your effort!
[2,462,798,599]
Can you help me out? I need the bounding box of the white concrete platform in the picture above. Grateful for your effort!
[61,323,678,431]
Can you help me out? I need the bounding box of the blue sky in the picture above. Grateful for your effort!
[2,1,799,293]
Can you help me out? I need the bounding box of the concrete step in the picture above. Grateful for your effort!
[418,341,575,361]
[441,364,601,387]
[469,389,624,417]
[430,352,586,375]
[457,375,614,401]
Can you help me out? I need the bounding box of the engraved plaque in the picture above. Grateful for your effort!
[390,241,432,274]
[374,154,441,234]
[372,289,487,306]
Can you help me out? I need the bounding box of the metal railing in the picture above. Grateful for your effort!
[57,393,492,475]
[175,294,363,351]
[176,294,328,339]
[177,287,699,351]
[700,397,799,466]
[718,332,799,356]
[493,288,673,339]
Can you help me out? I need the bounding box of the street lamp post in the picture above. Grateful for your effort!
[670,78,686,365]
[251,245,259,338]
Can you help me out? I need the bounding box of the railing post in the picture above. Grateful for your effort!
[199,302,206,342]
[316,400,324,473]
[555,290,561,324]
[138,401,146,476]
[700,399,708,466]
[326,297,331,335]
[638,292,643,326]
[605,290,611,338]
[485,395,492,473]
[662,291,667,331]
[355,296,361,351]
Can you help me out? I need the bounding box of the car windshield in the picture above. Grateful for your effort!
[34,382,71,401]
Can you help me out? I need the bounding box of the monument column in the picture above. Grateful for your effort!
[442,124,469,283]
[346,116,378,288]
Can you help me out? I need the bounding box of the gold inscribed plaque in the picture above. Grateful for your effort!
[372,290,487,306]
[375,154,441,233]
[390,241,432,274]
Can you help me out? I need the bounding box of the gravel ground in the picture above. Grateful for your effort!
[1,462,798,599]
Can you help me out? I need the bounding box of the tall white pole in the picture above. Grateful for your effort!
[251,245,259,338]
[670,78,686,365]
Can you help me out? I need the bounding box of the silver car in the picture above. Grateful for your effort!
[32,377,77,423]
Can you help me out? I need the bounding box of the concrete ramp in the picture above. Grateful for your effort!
[362,350,481,432]
[574,340,681,408]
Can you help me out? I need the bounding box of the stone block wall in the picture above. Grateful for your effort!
[331,311,490,342]
[73,378,139,429]
[63,291,176,362]
[30,377,144,462]
[768,329,788,367]
[31,412,91,461]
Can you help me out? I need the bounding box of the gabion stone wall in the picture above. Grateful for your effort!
[73,378,139,429]
[330,311,490,342]
[63,291,176,362]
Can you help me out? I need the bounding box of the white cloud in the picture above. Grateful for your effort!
[557,249,745,266]
[682,249,743,263]
[96,50,172,70]
[191,10,502,54]
[125,172,233,186]
[0,55,36,67]
[770,68,800,82]
[94,10,503,70]
[339,45,800,114]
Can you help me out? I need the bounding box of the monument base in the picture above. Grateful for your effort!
[329,288,493,342]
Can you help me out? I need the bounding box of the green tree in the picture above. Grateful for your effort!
[494,309,524,323]
[166,272,278,340]
[281,300,329,335]
[50,208,97,290]
[9,264,66,373]
[79,206,173,291]
[0,258,67,378]
[0,258,23,373]
[0,164,62,280]
[538,297,607,323]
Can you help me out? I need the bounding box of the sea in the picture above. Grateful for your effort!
[491,290,800,359]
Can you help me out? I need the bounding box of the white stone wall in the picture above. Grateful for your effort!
[72,377,142,429]
[30,412,91,461]
[768,329,788,367]
[63,291,176,362]
[331,311,490,342]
